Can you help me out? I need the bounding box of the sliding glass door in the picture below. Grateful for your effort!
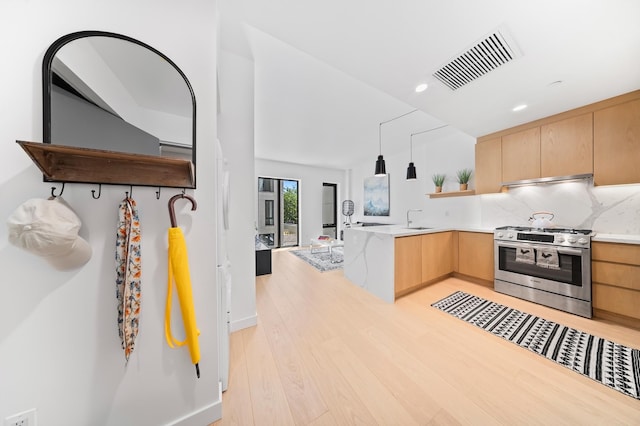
[257,177,299,248]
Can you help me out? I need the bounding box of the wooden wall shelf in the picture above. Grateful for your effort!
[17,140,195,188]
[427,189,476,198]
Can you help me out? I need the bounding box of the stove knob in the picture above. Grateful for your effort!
[507,232,514,239]
[567,237,577,243]
[497,232,503,238]
[578,238,588,245]
[556,236,565,243]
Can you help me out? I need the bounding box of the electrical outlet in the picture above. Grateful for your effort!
[4,409,36,426]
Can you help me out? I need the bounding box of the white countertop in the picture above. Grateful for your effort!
[347,225,640,244]
[347,225,493,237]
[592,233,640,244]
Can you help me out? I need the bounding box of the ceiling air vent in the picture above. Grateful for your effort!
[433,29,521,91]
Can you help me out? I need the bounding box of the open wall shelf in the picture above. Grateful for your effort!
[427,189,476,198]
[18,140,195,188]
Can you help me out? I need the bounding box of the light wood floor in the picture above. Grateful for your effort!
[213,248,640,425]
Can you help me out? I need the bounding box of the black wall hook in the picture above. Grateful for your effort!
[91,184,102,199]
[125,185,133,198]
[156,187,161,200]
[51,183,65,198]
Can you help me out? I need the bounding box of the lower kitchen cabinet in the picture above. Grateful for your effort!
[422,232,453,282]
[394,235,423,295]
[394,231,454,297]
[456,231,494,283]
[591,241,640,328]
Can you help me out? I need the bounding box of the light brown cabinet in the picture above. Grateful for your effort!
[394,232,454,298]
[477,90,640,191]
[475,137,502,194]
[541,113,593,177]
[421,232,453,283]
[594,98,640,186]
[592,241,640,327]
[456,232,494,283]
[501,127,541,183]
[499,114,594,184]
[394,236,423,295]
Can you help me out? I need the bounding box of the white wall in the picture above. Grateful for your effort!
[0,1,221,425]
[348,129,481,228]
[217,50,258,331]
[255,160,347,245]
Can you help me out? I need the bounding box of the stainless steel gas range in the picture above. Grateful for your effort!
[494,226,593,318]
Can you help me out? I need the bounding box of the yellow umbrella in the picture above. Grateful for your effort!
[164,194,201,378]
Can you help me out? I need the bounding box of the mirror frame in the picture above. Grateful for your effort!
[42,30,197,188]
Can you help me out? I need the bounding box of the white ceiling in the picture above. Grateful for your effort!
[219,0,640,170]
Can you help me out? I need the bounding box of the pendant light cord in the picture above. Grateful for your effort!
[379,109,419,155]
[409,124,449,157]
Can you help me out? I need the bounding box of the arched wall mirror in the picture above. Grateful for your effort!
[39,30,196,188]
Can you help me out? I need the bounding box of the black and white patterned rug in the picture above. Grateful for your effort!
[431,291,640,400]
[290,247,343,272]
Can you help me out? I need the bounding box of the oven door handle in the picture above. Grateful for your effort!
[496,240,585,256]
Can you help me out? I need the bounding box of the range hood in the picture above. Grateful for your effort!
[502,173,593,187]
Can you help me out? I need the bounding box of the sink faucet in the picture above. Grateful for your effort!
[406,209,423,228]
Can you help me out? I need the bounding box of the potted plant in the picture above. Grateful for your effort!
[456,168,472,190]
[431,173,446,193]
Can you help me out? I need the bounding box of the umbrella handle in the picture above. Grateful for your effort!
[168,194,197,228]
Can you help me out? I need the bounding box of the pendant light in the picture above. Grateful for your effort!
[406,124,449,181]
[406,133,417,180]
[374,109,419,176]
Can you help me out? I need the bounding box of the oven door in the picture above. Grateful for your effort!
[494,240,591,301]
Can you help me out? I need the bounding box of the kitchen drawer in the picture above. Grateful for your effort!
[593,283,640,320]
[592,261,640,291]
[592,241,640,265]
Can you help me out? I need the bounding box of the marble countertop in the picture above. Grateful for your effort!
[346,225,493,237]
[591,233,640,244]
[347,225,640,244]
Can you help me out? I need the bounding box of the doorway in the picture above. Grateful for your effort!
[322,183,337,239]
[257,177,299,248]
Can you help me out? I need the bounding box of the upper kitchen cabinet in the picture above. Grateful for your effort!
[594,98,640,186]
[541,113,593,178]
[501,127,541,183]
[476,90,640,191]
[475,137,502,194]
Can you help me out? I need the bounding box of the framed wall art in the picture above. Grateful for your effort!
[363,175,390,216]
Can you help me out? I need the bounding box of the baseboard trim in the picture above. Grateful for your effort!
[230,313,257,332]
[593,308,640,331]
[167,382,222,425]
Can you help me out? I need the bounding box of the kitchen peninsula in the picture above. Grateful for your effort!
[344,225,494,303]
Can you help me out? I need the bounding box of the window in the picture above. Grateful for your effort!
[265,200,274,226]
[259,177,274,192]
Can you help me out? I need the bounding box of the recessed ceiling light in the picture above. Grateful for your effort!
[512,104,527,112]
[415,83,428,93]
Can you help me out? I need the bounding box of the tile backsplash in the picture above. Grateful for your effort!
[479,180,640,234]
